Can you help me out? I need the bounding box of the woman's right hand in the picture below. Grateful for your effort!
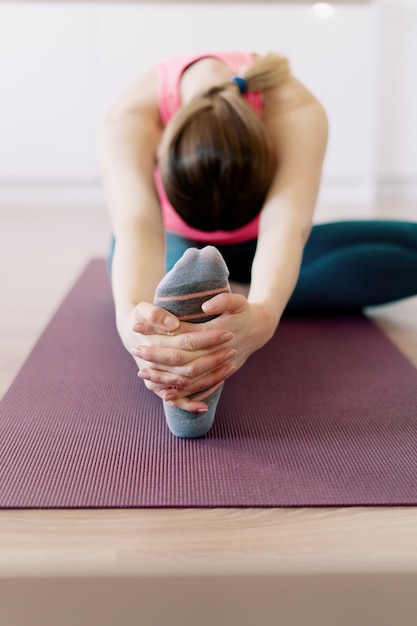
[126,302,237,412]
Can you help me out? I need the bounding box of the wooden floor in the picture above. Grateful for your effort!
[1,193,417,625]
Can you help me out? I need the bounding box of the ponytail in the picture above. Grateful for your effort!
[242,52,291,93]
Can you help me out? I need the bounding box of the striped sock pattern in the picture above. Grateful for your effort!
[154,286,230,322]
[154,246,231,438]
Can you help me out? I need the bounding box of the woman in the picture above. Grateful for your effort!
[98,50,417,421]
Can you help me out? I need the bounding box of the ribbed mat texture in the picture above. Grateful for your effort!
[1,260,417,508]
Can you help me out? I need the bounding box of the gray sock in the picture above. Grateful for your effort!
[154,246,230,438]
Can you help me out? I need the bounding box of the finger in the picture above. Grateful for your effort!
[166,364,237,409]
[134,329,234,351]
[140,361,236,401]
[138,373,212,413]
[201,292,247,316]
[134,345,237,376]
[138,376,185,401]
[133,302,179,334]
[138,368,188,391]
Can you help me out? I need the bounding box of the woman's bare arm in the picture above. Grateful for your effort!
[98,110,166,342]
[248,77,329,333]
[197,79,328,362]
[97,70,236,410]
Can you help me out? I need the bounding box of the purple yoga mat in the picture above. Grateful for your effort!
[1,260,417,508]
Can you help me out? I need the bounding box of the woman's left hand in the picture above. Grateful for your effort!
[134,293,277,408]
[201,292,276,370]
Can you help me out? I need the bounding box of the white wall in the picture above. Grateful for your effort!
[0,4,96,182]
[376,0,417,201]
[0,1,415,206]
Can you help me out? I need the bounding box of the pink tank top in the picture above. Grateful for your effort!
[154,51,262,244]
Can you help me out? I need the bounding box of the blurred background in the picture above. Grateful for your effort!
[1,6,417,622]
[1,0,417,396]
[0,0,416,210]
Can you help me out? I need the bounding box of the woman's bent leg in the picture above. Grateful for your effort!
[165,232,200,272]
[287,220,417,313]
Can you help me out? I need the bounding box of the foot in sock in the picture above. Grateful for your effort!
[153,246,231,438]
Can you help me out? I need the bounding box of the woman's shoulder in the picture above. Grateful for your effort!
[264,75,325,119]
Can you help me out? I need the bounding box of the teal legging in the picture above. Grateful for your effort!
[164,220,417,313]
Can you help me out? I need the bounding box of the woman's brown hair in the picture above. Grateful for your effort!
[160,52,290,232]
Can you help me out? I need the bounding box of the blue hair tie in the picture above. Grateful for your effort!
[231,76,248,95]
